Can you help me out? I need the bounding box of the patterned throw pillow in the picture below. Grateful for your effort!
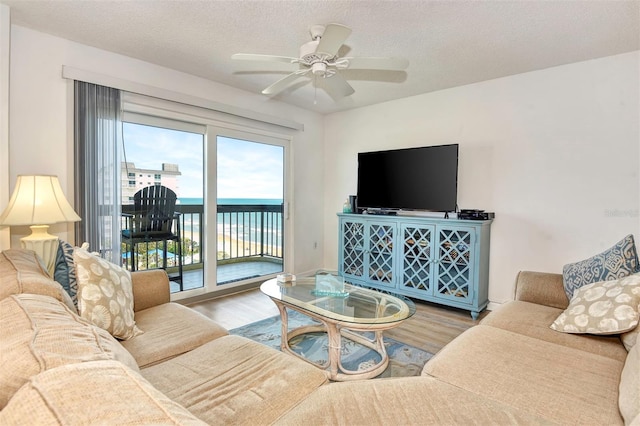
[53,240,78,308]
[562,234,639,300]
[550,273,640,334]
[73,247,142,340]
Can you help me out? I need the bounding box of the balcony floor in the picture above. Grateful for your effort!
[169,261,283,293]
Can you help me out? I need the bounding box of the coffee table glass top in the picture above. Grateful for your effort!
[260,277,416,325]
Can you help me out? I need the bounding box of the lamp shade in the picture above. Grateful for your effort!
[0,175,81,226]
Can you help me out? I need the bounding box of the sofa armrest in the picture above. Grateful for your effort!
[514,271,569,309]
[130,270,171,312]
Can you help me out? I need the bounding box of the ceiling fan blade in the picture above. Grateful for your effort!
[316,23,352,57]
[232,53,298,64]
[262,70,310,95]
[343,57,409,70]
[321,72,355,100]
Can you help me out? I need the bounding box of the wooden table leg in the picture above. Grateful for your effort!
[325,322,342,380]
[275,303,291,353]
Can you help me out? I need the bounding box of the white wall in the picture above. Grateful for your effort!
[324,51,640,306]
[8,25,326,277]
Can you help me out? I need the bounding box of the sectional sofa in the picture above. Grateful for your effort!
[0,248,637,425]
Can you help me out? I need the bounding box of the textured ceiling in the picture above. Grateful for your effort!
[3,0,639,114]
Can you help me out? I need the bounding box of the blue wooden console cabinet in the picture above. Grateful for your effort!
[337,213,492,319]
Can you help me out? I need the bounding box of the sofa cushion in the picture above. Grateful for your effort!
[562,234,639,300]
[619,341,640,424]
[551,273,640,335]
[622,322,639,351]
[274,376,551,425]
[0,249,75,311]
[514,270,569,309]
[0,294,139,409]
[481,301,628,361]
[423,325,624,425]
[0,361,206,425]
[120,302,229,368]
[74,246,142,340]
[142,335,328,425]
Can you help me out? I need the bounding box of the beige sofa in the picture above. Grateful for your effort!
[0,249,328,425]
[0,249,637,425]
[277,271,636,425]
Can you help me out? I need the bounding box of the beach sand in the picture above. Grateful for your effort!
[217,233,282,259]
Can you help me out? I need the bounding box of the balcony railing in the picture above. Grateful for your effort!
[216,204,283,261]
[120,203,283,273]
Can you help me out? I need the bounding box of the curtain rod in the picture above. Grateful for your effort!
[61,66,304,132]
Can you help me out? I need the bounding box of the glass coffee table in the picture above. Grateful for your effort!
[260,277,416,381]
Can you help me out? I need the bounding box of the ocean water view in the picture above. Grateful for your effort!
[178,198,283,205]
[175,198,283,253]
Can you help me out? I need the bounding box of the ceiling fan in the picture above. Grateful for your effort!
[232,23,409,101]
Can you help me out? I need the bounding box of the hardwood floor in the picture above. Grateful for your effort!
[186,288,488,354]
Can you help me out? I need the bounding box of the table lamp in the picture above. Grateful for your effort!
[0,175,81,276]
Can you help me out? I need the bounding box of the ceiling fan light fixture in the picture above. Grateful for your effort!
[311,62,327,75]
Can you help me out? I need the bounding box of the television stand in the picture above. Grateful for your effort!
[337,213,492,319]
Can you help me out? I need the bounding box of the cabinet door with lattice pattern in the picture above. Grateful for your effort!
[435,227,475,304]
[400,224,436,296]
[365,222,395,287]
[340,219,366,279]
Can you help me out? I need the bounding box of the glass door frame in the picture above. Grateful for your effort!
[204,125,292,294]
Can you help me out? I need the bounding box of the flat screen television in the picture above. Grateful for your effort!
[356,144,459,212]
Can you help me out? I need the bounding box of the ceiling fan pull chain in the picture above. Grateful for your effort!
[314,75,318,105]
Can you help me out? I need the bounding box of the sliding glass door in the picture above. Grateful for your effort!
[121,120,205,293]
[206,127,288,288]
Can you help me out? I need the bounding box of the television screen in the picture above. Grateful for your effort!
[357,144,459,212]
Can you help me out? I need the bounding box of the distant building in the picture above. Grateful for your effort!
[121,162,181,204]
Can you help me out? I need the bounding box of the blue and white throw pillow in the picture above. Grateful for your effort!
[53,240,78,308]
[562,234,640,301]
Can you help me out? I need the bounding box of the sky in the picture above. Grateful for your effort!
[122,123,284,200]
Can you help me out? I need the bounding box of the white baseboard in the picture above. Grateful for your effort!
[487,300,504,312]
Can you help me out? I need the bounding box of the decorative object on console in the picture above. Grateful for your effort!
[313,270,346,296]
[0,175,81,277]
[562,234,639,300]
[342,198,352,213]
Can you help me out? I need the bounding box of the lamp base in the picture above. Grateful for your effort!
[20,225,59,277]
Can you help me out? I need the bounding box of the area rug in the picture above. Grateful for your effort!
[230,309,433,378]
